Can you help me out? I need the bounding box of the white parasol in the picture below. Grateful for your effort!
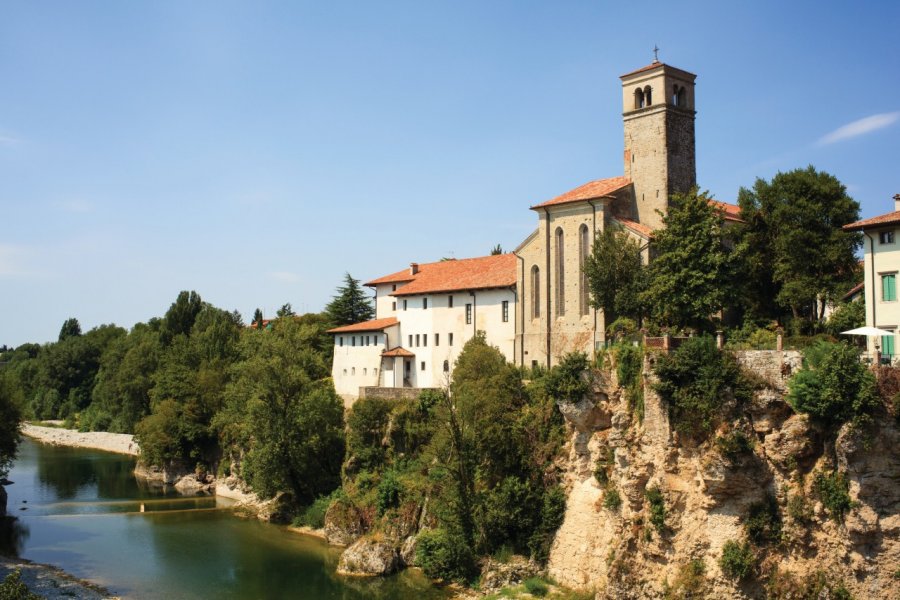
[840,326,895,336]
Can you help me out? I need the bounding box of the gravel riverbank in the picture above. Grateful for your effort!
[0,557,119,599]
[20,424,139,456]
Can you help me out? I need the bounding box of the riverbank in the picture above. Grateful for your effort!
[0,557,119,599]
[21,424,139,456]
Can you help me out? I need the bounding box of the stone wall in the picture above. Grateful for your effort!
[733,349,802,391]
[360,386,435,401]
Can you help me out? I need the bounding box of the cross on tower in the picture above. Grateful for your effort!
[653,45,660,63]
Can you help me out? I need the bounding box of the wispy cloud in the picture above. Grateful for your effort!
[819,112,900,145]
[268,271,301,283]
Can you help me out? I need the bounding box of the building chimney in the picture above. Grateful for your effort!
[410,263,419,275]
[894,194,900,212]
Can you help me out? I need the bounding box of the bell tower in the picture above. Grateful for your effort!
[620,58,697,230]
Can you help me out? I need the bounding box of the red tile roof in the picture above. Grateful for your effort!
[710,200,743,222]
[843,281,864,300]
[382,347,415,358]
[621,61,666,78]
[843,211,900,231]
[327,317,399,334]
[370,254,516,297]
[531,177,631,210]
[614,218,653,238]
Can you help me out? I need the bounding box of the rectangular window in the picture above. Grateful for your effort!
[466,303,472,324]
[351,367,355,375]
[449,333,454,346]
[423,298,428,309]
[883,334,895,358]
[883,273,897,301]
[363,368,367,376]
[339,337,343,347]
[416,334,420,347]
[409,335,413,347]
[881,231,895,244]
[403,300,408,311]
[435,333,440,346]
[352,336,356,347]
[448,295,453,308]
[366,335,370,346]
[421,361,426,371]
[423,334,427,347]
[392,302,397,311]
[502,300,509,322]
[392,284,397,291]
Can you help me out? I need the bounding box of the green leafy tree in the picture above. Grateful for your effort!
[490,244,503,255]
[276,303,294,318]
[736,166,862,323]
[826,300,865,337]
[324,273,374,326]
[58,317,82,341]
[583,224,646,323]
[162,290,203,341]
[642,188,736,330]
[253,308,264,329]
[217,318,344,504]
[0,373,24,479]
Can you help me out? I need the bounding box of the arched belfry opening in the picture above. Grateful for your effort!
[643,85,652,106]
[634,87,645,109]
[672,84,687,107]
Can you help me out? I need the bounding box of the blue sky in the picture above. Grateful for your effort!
[2,1,898,347]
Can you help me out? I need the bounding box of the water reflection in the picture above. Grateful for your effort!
[0,516,29,557]
[35,445,143,500]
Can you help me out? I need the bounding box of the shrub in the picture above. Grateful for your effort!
[654,337,753,440]
[545,352,590,404]
[787,342,878,427]
[646,487,666,532]
[416,528,477,583]
[593,446,614,485]
[527,484,567,564]
[874,365,900,417]
[614,343,644,420]
[665,559,706,599]
[767,569,852,600]
[719,540,755,580]
[345,397,394,472]
[744,495,782,546]
[812,470,855,522]
[787,492,812,524]
[294,490,342,529]
[715,430,754,463]
[376,469,402,516]
[0,570,40,600]
[523,577,549,597]
[603,487,622,511]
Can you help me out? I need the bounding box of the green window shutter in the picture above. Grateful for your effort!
[884,274,897,301]
[883,335,895,357]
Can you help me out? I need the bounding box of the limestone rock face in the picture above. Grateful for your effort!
[336,537,400,577]
[556,394,612,433]
[699,452,767,501]
[763,414,820,470]
[399,535,417,567]
[324,499,366,546]
[478,555,542,592]
[256,491,295,524]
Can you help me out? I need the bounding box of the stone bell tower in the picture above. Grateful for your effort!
[620,57,697,230]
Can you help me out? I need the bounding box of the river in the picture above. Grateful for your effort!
[1,438,447,599]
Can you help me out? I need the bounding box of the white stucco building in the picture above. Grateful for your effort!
[843,194,900,362]
[329,254,516,404]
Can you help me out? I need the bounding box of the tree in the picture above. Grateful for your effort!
[163,291,204,340]
[641,188,736,330]
[736,166,862,324]
[276,303,294,318]
[253,308,264,330]
[583,224,646,324]
[490,244,503,255]
[58,318,82,342]
[0,373,23,479]
[324,273,374,326]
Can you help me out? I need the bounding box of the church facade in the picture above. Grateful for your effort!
[329,59,740,402]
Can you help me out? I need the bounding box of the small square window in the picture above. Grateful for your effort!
[881,231,895,244]
[392,284,397,291]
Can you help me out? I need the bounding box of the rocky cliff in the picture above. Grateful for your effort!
[547,350,899,599]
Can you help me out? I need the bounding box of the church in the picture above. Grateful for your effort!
[329,58,740,404]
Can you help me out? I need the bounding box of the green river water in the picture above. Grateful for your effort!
[1,438,448,599]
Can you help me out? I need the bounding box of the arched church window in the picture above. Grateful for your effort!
[579,224,590,316]
[555,227,565,317]
[531,265,540,319]
[672,84,680,105]
[677,86,686,108]
[644,85,652,106]
[634,87,645,109]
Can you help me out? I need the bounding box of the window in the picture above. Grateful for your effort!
[448,295,453,308]
[884,273,897,302]
[634,87,645,109]
[531,265,540,318]
[343,368,347,375]
[363,368,367,376]
[502,300,509,322]
[881,231,895,244]
[392,284,397,291]
[366,335,370,346]
[555,227,565,316]
[392,301,397,311]
[373,334,378,344]
[339,337,343,347]
[352,336,356,347]
[409,335,413,347]
[435,333,440,346]
[420,361,426,371]
[883,334,895,358]
[423,298,428,309]
[465,303,472,324]
[579,224,590,316]
[415,334,420,347]
[423,334,427,347]
[443,360,449,372]
[449,333,454,346]
[374,368,378,377]
[644,85,652,106]
[403,300,408,311]
[351,367,355,375]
